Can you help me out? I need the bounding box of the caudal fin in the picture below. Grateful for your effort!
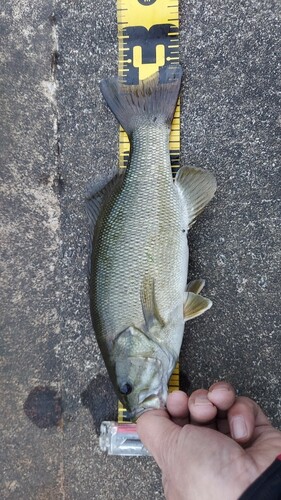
[100,65,182,136]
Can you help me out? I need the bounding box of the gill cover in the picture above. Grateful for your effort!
[112,325,175,415]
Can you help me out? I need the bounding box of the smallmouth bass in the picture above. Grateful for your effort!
[86,66,216,419]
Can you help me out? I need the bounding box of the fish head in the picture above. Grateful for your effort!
[112,326,176,419]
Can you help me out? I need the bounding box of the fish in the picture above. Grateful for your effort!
[86,65,217,420]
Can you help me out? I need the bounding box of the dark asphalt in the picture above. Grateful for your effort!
[1,0,280,498]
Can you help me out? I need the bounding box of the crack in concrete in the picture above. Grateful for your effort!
[50,7,66,500]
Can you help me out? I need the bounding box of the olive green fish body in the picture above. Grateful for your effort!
[92,125,187,343]
[88,67,216,418]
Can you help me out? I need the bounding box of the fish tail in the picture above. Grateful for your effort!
[100,65,182,136]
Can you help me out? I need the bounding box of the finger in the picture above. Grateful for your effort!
[207,382,236,432]
[188,389,217,424]
[136,409,180,469]
[207,382,236,414]
[166,391,189,426]
[228,396,271,444]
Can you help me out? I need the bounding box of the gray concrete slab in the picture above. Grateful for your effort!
[1,1,63,498]
[1,0,280,498]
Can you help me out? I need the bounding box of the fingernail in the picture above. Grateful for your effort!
[209,384,230,394]
[194,395,213,406]
[231,416,248,440]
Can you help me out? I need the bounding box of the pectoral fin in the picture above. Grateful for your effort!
[184,292,212,321]
[175,166,217,228]
[140,276,165,330]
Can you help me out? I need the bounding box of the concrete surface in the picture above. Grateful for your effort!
[1,0,280,498]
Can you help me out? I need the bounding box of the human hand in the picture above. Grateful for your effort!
[137,381,281,500]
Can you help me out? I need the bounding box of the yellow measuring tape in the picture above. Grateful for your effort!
[116,0,180,423]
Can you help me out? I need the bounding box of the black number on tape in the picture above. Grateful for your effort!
[138,0,157,5]
[121,23,178,84]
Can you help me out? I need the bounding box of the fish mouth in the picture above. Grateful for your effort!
[140,394,164,407]
[131,393,166,420]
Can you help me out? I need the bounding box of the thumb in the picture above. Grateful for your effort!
[137,409,180,469]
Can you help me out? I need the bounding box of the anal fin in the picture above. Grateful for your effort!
[175,166,217,228]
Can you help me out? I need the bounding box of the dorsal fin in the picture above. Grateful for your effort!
[85,172,125,277]
[85,172,124,235]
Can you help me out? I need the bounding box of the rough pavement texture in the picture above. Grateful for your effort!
[1,0,280,498]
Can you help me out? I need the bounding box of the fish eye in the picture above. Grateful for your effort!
[119,383,133,395]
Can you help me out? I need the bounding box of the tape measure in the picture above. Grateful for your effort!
[116,0,181,424]
[117,0,180,177]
